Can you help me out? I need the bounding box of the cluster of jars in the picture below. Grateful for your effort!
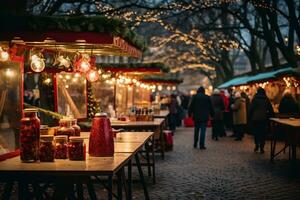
[20,109,85,162]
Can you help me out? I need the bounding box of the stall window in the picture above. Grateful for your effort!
[24,73,56,125]
[116,84,128,115]
[0,61,22,155]
[91,80,114,114]
[134,86,151,106]
[127,86,133,108]
[57,72,87,119]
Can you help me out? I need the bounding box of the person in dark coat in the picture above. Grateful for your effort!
[188,86,214,149]
[211,89,225,141]
[279,91,300,117]
[249,87,274,154]
[168,94,178,132]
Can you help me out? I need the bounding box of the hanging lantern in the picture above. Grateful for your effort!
[31,54,45,72]
[86,69,99,82]
[0,47,9,62]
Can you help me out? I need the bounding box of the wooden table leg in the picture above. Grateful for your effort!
[145,142,152,177]
[127,159,132,200]
[117,170,123,200]
[108,175,113,200]
[135,154,149,200]
[151,135,156,184]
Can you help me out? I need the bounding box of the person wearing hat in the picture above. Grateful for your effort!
[211,89,225,141]
[188,86,214,149]
[231,91,247,141]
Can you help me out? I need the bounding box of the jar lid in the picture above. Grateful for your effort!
[95,112,107,117]
[22,118,31,124]
[24,108,38,113]
[59,118,72,123]
[40,135,54,142]
[40,125,48,130]
[69,136,84,142]
[54,135,68,141]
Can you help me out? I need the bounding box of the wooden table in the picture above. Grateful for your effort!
[0,153,131,200]
[111,119,165,159]
[115,132,156,184]
[270,118,300,163]
[154,110,169,130]
[0,132,153,200]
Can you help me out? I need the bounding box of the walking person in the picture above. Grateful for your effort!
[279,91,300,117]
[211,89,225,141]
[231,92,247,141]
[168,94,178,132]
[188,87,214,149]
[249,87,274,154]
[220,90,229,136]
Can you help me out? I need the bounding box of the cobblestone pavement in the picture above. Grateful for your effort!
[131,127,300,200]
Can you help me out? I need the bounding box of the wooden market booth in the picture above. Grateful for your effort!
[218,66,300,112]
[0,15,144,158]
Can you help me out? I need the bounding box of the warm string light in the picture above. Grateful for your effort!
[0,47,9,62]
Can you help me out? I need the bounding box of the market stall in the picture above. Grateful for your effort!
[218,67,300,112]
[0,15,143,156]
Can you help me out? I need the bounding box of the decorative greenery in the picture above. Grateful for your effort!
[140,74,183,84]
[96,62,169,73]
[87,82,100,119]
[3,15,146,51]
[24,103,66,119]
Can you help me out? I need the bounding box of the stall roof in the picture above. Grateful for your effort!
[218,67,300,88]
[96,62,170,73]
[218,76,249,88]
[0,15,144,58]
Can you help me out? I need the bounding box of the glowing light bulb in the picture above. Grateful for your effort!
[86,69,99,82]
[0,49,9,61]
[5,68,14,77]
[79,60,90,73]
[158,85,163,91]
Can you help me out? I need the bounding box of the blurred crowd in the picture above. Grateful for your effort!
[155,86,300,153]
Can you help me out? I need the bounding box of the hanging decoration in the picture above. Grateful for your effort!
[57,55,71,68]
[74,54,91,73]
[30,53,45,72]
[0,47,10,62]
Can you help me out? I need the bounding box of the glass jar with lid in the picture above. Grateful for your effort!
[68,136,86,161]
[39,135,55,162]
[54,135,68,159]
[20,117,39,162]
[55,118,75,139]
[71,119,81,136]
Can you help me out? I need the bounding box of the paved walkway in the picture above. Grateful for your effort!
[132,127,300,200]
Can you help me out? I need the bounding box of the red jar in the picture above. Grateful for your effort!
[71,119,81,136]
[89,113,114,157]
[55,119,75,139]
[20,108,41,162]
[39,135,55,162]
[54,135,68,159]
[68,137,86,161]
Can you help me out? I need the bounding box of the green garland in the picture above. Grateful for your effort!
[24,103,66,119]
[2,15,146,50]
[141,74,183,84]
[96,62,170,73]
[87,82,100,119]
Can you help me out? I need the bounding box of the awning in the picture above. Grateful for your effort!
[217,67,300,88]
[218,76,249,88]
[0,15,144,58]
